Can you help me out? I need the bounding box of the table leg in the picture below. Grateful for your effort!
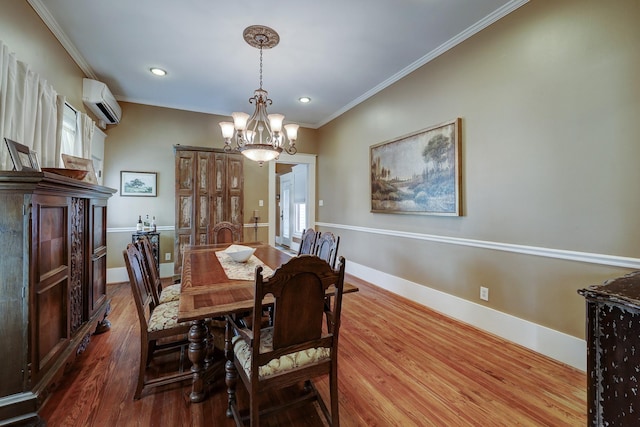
[225,318,238,418]
[188,319,208,403]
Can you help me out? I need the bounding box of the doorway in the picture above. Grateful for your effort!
[268,153,317,250]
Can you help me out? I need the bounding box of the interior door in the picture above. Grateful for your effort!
[279,173,293,248]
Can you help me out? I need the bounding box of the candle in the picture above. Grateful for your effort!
[253,210,259,219]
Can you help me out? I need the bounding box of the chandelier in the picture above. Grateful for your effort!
[219,25,299,165]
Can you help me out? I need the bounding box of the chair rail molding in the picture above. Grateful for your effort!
[315,222,640,269]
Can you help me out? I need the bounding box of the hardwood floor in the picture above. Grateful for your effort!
[40,275,586,426]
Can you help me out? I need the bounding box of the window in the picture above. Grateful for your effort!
[294,203,306,235]
[60,103,80,161]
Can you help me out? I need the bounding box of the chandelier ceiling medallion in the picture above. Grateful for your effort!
[219,25,299,165]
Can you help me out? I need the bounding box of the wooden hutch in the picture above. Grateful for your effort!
[173,145,244,274]
[0,171,116,425]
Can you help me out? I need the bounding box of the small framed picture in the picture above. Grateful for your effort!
[120,171,157,197]
[4,138,39,171]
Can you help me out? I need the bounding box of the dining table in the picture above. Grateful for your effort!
[177,242,358,403]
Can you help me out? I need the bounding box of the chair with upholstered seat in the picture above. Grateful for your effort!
[315,232,340,269]
[225,254,346,426]
[123,243,193,399]
[297,227,318,255]
[213,221,243,244]
[135,235,181,306]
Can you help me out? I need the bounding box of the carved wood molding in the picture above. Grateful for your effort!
[70,198,84,334]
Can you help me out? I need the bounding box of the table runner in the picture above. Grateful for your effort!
[215,251,275,281]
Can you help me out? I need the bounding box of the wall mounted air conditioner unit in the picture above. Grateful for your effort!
[82,78,122,125]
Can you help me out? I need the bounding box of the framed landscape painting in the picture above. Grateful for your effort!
[370,118,462,216]
[120,171,157,197]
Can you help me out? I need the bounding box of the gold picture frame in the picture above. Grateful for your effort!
[61,154,98,184]
[370,118,462,216]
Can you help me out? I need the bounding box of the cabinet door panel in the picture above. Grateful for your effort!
[227,156,244,233]
[0,194,28,396]
[88,199,107,317]
[195,152,213,240]
[31,195,71,382]
[175,151,196,274]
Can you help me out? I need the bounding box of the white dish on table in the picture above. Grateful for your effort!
[223,244,256,263]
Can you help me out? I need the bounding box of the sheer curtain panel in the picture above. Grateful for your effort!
[0,40,59,170]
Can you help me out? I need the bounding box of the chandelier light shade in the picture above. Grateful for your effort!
[220,25,299,165]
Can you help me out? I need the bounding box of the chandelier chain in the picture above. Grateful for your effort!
[259,44,263,90]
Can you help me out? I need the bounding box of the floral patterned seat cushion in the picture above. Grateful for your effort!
[159,283,181,304]
[232,328,331,379]
[148,300,187,332]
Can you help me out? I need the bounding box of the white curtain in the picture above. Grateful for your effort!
[0,40,58,170]
[80,112,94,159]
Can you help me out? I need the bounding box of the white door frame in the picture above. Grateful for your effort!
[268,153,317,247]
[279,172,293,247]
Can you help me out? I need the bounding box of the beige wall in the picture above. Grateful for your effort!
[3,0,639,341]
[316,0,640,338]
[0,2,86,109]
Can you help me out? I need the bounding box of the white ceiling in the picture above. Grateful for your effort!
[29,0,527,128]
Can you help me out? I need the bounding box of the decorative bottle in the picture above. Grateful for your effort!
[151,216,157,232]
[136,215,143,231]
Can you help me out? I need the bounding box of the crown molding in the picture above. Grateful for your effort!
[27,0,97,79]
[317,0,530,127]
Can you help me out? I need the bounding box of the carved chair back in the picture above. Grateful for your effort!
[212,221,242,244]
[297,227,319,256]
[315,232,340,269]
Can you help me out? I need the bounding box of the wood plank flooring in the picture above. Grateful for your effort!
[40,275,586,426]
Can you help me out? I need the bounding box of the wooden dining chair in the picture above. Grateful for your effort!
[297,227,319,255]
[315,231,340,269]
[213,221,243,244]
[134,235,181,306]
[123,243,193,399]
[225,254,346,426]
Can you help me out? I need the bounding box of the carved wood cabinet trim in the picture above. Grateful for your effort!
[0,171,116,425]
[173,145,244,274]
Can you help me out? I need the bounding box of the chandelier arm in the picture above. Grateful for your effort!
[284,145,297,155]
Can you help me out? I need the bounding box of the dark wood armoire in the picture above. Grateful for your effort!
[173,146,243,274]
[0,171,116,425]
[579,271,640,426]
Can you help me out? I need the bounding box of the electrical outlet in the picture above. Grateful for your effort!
[165,253,171,261]
[480,286,489,301]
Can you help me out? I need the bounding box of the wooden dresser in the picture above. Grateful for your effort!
[579,271,640,426]
[0,171,116,425]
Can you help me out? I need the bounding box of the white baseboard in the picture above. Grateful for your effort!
[346,261,586,371]
[107,263,175,284]
[107,259,586,371]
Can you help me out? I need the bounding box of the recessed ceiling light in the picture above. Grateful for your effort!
[150,67,167,76]
[298,97,311,103]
